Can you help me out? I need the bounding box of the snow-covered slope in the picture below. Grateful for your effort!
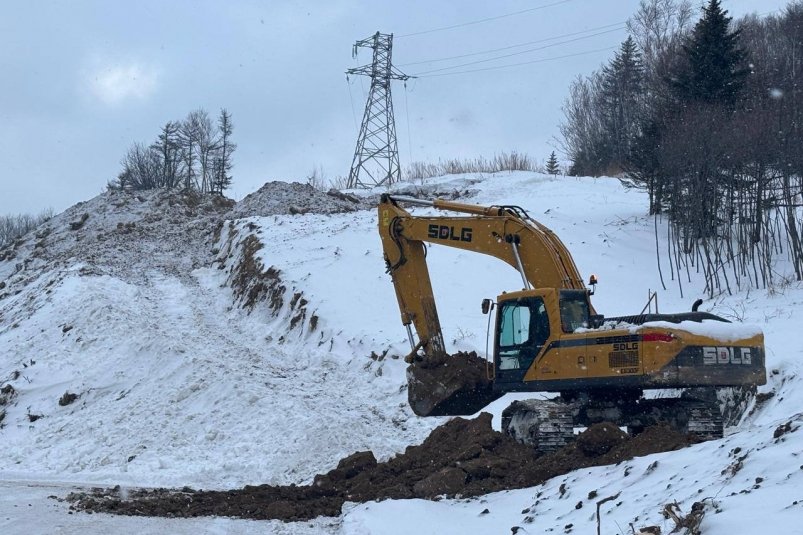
[0,186,433,491]
[0,173,800,534]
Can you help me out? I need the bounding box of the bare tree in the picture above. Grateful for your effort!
[179,112,201,191]
[112,107,235,195]
[306,165,328,191]
[627,0,693,84]
[188,109,217,194]
[114,142,162,191]
[0,209,54,248]
[559,73,609,175]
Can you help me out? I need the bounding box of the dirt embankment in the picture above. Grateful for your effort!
[68,413,698,522]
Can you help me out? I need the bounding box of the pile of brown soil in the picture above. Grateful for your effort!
[231,181,372,218]
[68,414,699,522]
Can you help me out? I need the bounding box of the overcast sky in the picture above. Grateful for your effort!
[0,0,790,215]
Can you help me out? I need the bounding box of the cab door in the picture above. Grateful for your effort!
[494,297,549,387]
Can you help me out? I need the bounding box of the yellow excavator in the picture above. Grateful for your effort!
[378,194,766,450]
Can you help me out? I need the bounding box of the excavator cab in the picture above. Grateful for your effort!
[491,289,593,387]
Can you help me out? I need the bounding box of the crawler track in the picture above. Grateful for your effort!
[502,399,576,453]
[500,395,724,451]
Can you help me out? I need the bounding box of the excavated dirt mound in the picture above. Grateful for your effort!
[231,181,373,218]
[68,414,700,522]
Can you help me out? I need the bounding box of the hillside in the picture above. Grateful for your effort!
[0,173,801,534]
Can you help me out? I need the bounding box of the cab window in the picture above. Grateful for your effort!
[560,291,590,333]
[499,303,530,346]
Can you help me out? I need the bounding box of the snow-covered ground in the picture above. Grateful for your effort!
[0,172,800,534]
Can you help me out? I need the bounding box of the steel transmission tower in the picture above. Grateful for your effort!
[347,32,411,189]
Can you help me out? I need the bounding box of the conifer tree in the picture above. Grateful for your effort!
[212,109,236,195]
[151,121,181,188]
[545,151,560,175]
[672,0,748,105]
[600,36,645,168]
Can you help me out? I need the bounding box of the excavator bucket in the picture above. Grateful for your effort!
[406,351,504,417]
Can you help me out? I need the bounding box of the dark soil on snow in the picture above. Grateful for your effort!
[68,414,699,522]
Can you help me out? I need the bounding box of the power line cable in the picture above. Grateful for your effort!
[404,83,414,167]
[397,0,573,38]
[345,76,359,132]
[359,75,367,100]
[412,28,625,76]
[415,46,616,78]
[399,21,626,67]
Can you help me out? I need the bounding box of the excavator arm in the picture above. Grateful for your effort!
[378,193,589,364]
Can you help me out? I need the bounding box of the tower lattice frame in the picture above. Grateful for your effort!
[347,32,410,189]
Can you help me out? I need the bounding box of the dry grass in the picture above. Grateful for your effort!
[404,151,536,181]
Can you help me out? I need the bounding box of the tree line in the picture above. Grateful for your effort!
[110,108,236,195]
[560,0,803,295]
[0,210,53,248]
